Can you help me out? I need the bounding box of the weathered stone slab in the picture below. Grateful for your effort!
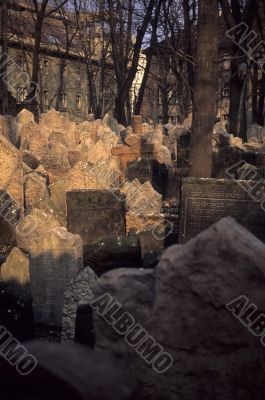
[83,235,142,274]
[0,135,23,207]
[176,130,191,168]
[0,247,33,340]
[126,159,167,195]
[67,190,126,248]
[16,209,83,327]
[0,115,21,146]
[0,189,21,245]
[179,178,265,243]
[50,161,120,217]
[103,113,120,138]
[20,121,51,164]
[139,231,164,268]
[86,140,112,164]
[16,109,34,126]
[111,145,139,177]
[22,150,40,170]
[132,115,143,135]
[1,247,30,287]
[121,179,162,215]
[61,266,98,344]
[24,173,50,211]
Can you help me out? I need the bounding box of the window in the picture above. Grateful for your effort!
[223,113,229,121]
[158,87,162,105]
[76,94,81,110]
[16,86,27,102]
[169,89,178,106]
[75,65,81,81]
[61,93,67,109]
[169,116,177,124]
[17,55,26,71]
[223,88,230,97]
[63,64,67,78]
[43,90,49,107]
[43,59,49,76]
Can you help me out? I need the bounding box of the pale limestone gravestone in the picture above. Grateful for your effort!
[16,209,83,327]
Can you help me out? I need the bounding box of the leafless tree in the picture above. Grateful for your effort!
[189,0,219,177]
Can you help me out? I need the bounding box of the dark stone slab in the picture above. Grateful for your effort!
[75,304,95,347]
[139,231,163,268]
[179,178,265,243]
[66,190,126,248]
[126,159,167,196]
[177,131,191,168]
[212,146,242,178]
[0,189,21,245]
[165,165,188,205]
[83,235,142,275]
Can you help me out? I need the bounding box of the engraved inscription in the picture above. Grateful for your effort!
[179,179,265,243]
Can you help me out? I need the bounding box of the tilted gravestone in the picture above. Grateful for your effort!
[61,266,98,345]
[66,190,126,249]
[0,190,21,246]
[179,177,265,243]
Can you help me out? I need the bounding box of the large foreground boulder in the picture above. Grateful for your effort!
[93,217,265,400]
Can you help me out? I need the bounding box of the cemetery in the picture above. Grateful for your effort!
[0,108,265,399]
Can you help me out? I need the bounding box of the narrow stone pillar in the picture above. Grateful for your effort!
[132,115,143,135]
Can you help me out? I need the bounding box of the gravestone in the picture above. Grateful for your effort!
[132,115,143,135]
[83,235,142,274]
[179,178,265,243]
[165,164,188,205]
[176,130,191,168]
[0,190,21,245]
[61,266,98,344]
[0,248,33,340]
[139,231,163,268]
[16,210,83,327]
[67,190,126,249]
[0,135,23,207]
[126,159,167,195]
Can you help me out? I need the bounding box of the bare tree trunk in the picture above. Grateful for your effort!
[188,0,219,178]
[255,0,265,125]
[183,0,195,99]
[0,0,8,114]
[134,0,162,115]
[220,0,255,137]
[110,0,156,124]
[161,83,169,124]
[257,73,265,126]
[239,72,248,140]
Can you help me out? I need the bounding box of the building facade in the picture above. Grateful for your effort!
[0,0,115,122]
